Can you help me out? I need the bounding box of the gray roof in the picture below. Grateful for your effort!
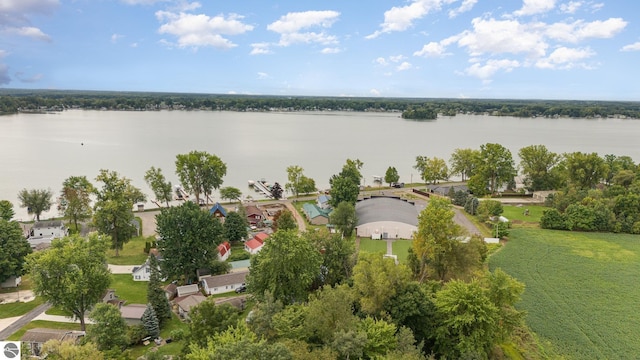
[119,304,147,320]
[21,328,84,344]
[356,197,419,227]
[201,271,247,288]
[32,220,64,229]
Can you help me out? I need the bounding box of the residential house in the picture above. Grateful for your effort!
[218,241,231,261]
[176,284,200,298]
[244,232,269,254]
[209,202,228,220]
[175,294,207,320]
[200,271,248,295]
[303,203,331,225]
[0,275,21,288]
[164,283,178,300]
[101,289,124,307]
[119,304,147,325]
[245,204,264,226]
[317,194,332,209]
[21,328,85,357]
[131,256,165,282]
[27,220,68,249]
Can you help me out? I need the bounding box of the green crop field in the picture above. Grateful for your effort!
[489,228,640,359]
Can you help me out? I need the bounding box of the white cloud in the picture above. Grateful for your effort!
[250,43,272,55]
[457,18,548,58]
[366,0,449,39]
[267,10,340,47]
[414,41,449,57]
[465,59,520,79]
[513,0,557,17]
[130,42,139,48]
[156,11,253,49]
[321,47,341,54]
[370,88,381,96]
[397,61,413,71]
[257,72,269,79]
[621,42,640,52]
[389,54,406,63]
[449,0,477,18]
[111,33,124,43]
[0,0,58,42]
[0,0,58,16]
[535,46,594,69]
[590,3,604,12]
[559,1,582,14]
[374,57,388,66]
[545,18,627,43]
[4,26,51,41]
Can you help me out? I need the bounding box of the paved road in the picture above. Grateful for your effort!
[0,302,51,340]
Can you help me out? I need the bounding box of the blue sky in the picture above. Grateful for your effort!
[1,0,639,100]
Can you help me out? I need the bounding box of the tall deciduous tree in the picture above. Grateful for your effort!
[384,166,400,187]
[563,152,607,190]
[187,300,241,350]
[469,143,516,195]
[224,211,249,242]
[449,148,480,182]
[306,228,356,286]
[93,169,145,257]
[219,186,242,203]
[27,233,111,330]
[175,150,227,205]
[0,199,15,221]
[273,210,297,232]
[329,159,363,207]
[285,165,316,200]
[87,303,128,351]
[414,156,448,184]
[156,201,224,282]
[147,255,172,326]
[411,197,466,282]
[0,219,31,283]
[144,166,173,207]
[518,145,561,191]
[247,229,322,304]
[41,340,105,360]
[60,176,95,231]
[18,188,53,221]
[329,201,357,237]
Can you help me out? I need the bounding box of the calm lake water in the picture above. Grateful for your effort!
[2,110,639,220]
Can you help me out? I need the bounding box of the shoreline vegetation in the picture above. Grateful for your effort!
[1,88,639,119]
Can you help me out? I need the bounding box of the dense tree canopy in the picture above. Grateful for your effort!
[0,219,31,283]
[0,199,15,221]
[518,145,561,191]
[329,158,363,207]
[175,150,227,205]
[87,303,128,351]
[449,148,479,182]
[60,176,94,231]
[27,233,111,330]
[328,201,357,237]
[224,211,249,242]
[156,201,224,282]
[384,166,400,186]
[414,156,448,184]
[469,143,517,196]
[285,165,316,199]
[144,166,173,207]
[219,186,242,203]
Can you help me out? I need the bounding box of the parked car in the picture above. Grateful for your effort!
[391,182,405,188]
[235,284,247,293]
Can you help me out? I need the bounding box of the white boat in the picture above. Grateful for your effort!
[373,175,383,182]
[248,180,255,186]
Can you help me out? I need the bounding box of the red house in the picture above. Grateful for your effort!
[245,205,264,226]
[218,241,231,261]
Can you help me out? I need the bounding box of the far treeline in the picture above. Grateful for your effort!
[0,89,639,119]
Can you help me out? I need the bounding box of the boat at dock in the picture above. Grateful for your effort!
[250,179,273,198]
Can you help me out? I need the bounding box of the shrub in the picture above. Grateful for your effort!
[127,325,147,346]
[170,328,187,341]
[540,209,567,230]
[565,204,596,231]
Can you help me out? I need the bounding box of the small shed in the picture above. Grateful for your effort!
[119,304,147,325]
[175,294,207,320]
[176,284,200,297]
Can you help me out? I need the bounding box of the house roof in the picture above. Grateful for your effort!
[201,271,247,289]
[318,194,331,204]
[218,241,231,256]
[120,304,147,320]
[175,294,207,312]
[245,238,263,250]
[254,232,269,242]
[356,197,419,227]
[425,184,469,195]
[164,283,177,294]
[32,220,64,229]
[176,284,200,297]
[245,205,262,216]
[303,203,330,219]
[21,328,83,343]
[209,202,227,217]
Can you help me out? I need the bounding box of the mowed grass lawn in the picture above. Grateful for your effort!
[501,204,549,227]
[489,228,640,359]
[359,238,413,264]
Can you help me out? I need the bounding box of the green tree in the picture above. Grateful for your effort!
[329,201,357,237]
[270,182,284,200]
[144,166,173,207]
[142,304,160,339]
[18,188,53,221]
[219,186,242,203]
[41,340,105,360]
[27,233,111,330]
[285,165,316,200]
[414,156,448,184]
[305,284,358,344]
[359,316,398,359]
[273,209,297,232]
[0,219,31,283]
[93,169,145,257]
[306,227,356,286]
[147,255,172,326]
[175,150,227,205]
[386,281,437,352]
[329,159,363,207]
[60,176,95,231]
[411,197,467,281]
[156,201,224,282]
[563,151,606,189]
[469,143,517,195]
[434,279,499,360]
[385,166,400,187]
[0,199,15,221]
[485,269,526,342]
[224,211,249,242]
[352,252,411,316]
[247,229,322,304]
[246,291,284,341]
[187,300,240,349]
[87,303,128,351]
[518,144,561,191]
[449,148,480,181]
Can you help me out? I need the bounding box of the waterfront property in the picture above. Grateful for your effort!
[355,196,419,239]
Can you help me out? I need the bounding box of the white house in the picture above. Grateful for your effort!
[200,271,248,296]
[0,275,21,288]
[131,262,152,281]
[27,220,68,249]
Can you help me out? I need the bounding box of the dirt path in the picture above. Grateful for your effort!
[284,202,307,232]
